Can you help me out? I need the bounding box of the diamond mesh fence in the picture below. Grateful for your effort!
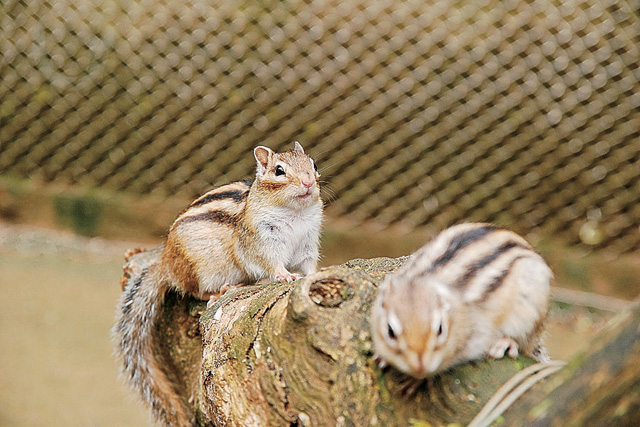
[1,0,639,251]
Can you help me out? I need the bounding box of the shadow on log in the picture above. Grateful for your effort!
[122,251,640,426]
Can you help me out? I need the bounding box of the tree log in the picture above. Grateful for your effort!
[121,250,640,426]
[501,296,640,426]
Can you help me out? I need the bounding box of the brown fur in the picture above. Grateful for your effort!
[256,180,289,192]
[172,210,238,229]
[114,268,194,426]
[162,234,200,296]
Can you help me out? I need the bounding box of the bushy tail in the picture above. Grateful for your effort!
[113,265,193,427]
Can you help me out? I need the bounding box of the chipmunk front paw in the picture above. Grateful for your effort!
[275,271,301,282]
[488,337,519,359]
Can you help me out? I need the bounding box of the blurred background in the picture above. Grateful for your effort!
[1,0,639,425]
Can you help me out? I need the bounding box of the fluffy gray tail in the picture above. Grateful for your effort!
[113,265,193,426]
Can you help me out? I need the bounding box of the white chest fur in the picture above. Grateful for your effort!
[257,204,322,263]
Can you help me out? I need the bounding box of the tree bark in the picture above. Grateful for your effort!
[123,251,640,426]
[501,297,640,426]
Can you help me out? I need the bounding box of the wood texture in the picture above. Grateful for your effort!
[123,249,640,426]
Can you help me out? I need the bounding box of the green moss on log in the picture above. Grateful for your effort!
[199,259,538,426]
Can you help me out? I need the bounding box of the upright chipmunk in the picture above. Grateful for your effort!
[114,142,322,426]
[371,223,551,379]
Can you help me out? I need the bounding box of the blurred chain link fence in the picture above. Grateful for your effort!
[1,0,639,251]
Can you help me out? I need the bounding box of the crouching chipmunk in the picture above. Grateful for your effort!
[371,223,551,379]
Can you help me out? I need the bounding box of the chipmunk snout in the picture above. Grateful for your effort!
[413,360,426,377]
[301,176,315,189]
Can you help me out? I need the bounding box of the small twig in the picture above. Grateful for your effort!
[552,286,635,313]
[468,360,567,427]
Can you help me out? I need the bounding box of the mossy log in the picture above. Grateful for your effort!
[125,251,640,426]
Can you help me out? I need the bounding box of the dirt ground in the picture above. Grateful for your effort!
[0,223,633,426]
[0,225,150,427]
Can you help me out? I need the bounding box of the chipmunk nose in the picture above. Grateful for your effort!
[301,177,314,189]
[410,356,426,377]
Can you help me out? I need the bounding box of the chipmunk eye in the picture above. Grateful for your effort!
[437,323,443,336]
[312,160,318,172]
[274,165,286,176]
[387,323,397,340]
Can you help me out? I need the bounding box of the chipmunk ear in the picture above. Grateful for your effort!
[293,141,304,154]
[254,146,273,175]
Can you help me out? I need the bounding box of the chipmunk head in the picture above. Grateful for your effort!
[371,275,458,378]
[253,142,321,208]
